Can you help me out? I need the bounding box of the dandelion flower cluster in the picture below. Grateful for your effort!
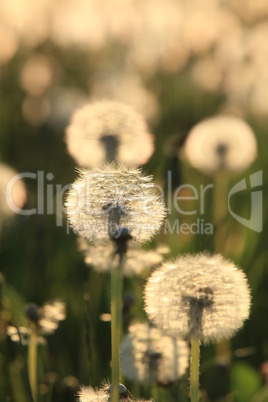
[65,164,166,243]
[121,322,189,385]
[78,238,169,276]
[65,101,154,167]
[144,254,251,343]
[184,116,257,175]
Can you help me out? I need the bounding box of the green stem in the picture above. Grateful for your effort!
[111,255,124,402]
[213,171,229,253]
[190,336,200,402]
[28,323,37,402]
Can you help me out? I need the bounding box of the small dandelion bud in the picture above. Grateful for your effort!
[25,303,39,324]
[65,164,166,244]
[121,323,189,386]
[144,254,251,343]
[65,100,154,167]
[107,383,129,401]
[184,115,257,175]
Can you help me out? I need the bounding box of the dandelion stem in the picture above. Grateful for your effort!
[190,336,200,402]
[111,254,124,402]
[213,171,229,253]
[213,172,231,364]
[28,323,37,402]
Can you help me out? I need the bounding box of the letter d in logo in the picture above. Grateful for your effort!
[228,170,262,232]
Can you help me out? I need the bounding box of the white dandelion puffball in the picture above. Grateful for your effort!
[184,115,257,175]
[78,237,168,276]
[144,254,251,343]
[65,164,166,243]
[78,385,153,402]
[65,100,154,167]
[121,322,189,385]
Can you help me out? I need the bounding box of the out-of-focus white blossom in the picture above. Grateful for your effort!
[184,116,257,175]
[0,163,27,219]
[65,101,154,167]
[7,300,66,343]
[78,237,169,276]
[121,322,189,385]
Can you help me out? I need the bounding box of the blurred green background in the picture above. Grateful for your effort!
[0,1,268,401]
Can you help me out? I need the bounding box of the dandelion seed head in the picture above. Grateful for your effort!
[144,254,251,343]
[184,116,257,175]
[78,237,169,276]
[77,386,107,402]
[65,164,166,244]
[65,101,154,167]
[78,385,153,402]
[121,322,189,385]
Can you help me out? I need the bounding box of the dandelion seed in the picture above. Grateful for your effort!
[144,254,251,343]
[78,237,169,276]
[65,164,166,244]
[184,116,257,175]
[65,101,154,167]
[121,322,189,386]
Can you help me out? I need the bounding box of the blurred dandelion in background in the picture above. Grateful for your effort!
[89,70,159,121]
[0,163,27,222]
[144,253,251,343]
[121,322,189,385]
[0,24,18,65]
[7,300,66,342]
[65,101,154,167]
[78,237,169,276]
[184,115,257,175]
[65,164,166,243]
[19,54,54,97]
[7,301,66,402]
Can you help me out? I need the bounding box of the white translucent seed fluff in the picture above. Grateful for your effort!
[65,164,166,243]
[77,385,154,402]
[144,254,251,343]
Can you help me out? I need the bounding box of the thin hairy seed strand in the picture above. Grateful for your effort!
[190,337,200,402]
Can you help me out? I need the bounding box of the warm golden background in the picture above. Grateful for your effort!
[1,0,268,401]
